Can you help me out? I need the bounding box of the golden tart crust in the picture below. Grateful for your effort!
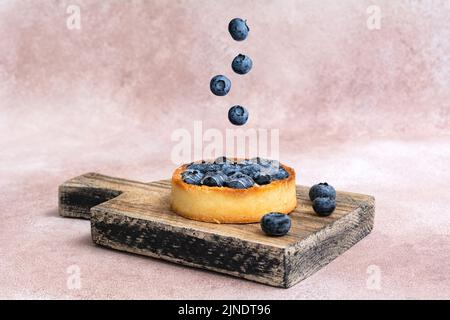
[170,162,297,224]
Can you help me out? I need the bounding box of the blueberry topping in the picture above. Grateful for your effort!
[268,160,281,169]
[182,158,289,188]
[238,159,254,166]
[201,171,228,187]
[250,157,264,165]
[312,197,336,216]
[222,163,241,176]
[240,163,261,178]
[210,164,223,172]
[254,173,272,185]
[210,75,231,96]
[232,54,253,75]
[228,18,249,41]
[253,157,280,169]
[187,163,210,173]
[309,182,336,201]
[214,156,231,165]
[226,173,255,189]
[261,213,291,236]
[181,169,204,185]
[228,105,249,126]
[273,167,289,180]
[257,165,275,176]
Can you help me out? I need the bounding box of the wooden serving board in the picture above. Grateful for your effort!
[59,173,375,288]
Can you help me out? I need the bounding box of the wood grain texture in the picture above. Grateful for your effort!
[59,173,375,288]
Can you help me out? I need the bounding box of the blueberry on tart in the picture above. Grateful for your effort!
[171,157,297,224]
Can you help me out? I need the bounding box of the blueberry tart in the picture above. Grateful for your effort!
[171,157,297,223]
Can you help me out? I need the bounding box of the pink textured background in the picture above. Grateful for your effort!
[1,0,449,299]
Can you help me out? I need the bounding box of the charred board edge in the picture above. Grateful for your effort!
[283,199,375,288]
[58,173,155,219]
[90,207,287,287]
[59,185,122,219]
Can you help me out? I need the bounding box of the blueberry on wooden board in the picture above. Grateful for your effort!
[309,182,336,201]
[313,197,336,216]
[261,213,291,236]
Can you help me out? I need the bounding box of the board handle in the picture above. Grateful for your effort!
[58,172,157,219]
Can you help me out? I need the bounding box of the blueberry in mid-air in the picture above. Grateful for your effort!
[309,182,336,201]
[261,213,291,236]
[210,75,231,96]
[228,105,249,126]
[232,54,253,75]
[312,197,336,216]
[228,18,249,41]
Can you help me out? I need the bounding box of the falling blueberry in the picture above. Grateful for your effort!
[228,18,250,41]
[228,105,249,126]
[210,75,231,96]
[232,54,253,75]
